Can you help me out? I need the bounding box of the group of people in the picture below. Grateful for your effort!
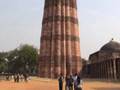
[58,73,82,90]
[13,73,28,83]
[5,73,29,83]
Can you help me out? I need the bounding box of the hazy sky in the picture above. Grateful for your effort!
[0,0,120,59]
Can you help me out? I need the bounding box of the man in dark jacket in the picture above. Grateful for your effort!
[76,76,82,90]
[69,75,74,90]
[58,74,64,90]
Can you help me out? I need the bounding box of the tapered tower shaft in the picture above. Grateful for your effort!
[38,0,82,78]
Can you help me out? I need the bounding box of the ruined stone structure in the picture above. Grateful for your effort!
[38,0,82,78]
[83,40,120,80]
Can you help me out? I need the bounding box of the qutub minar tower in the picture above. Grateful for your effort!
[38,0,82,78]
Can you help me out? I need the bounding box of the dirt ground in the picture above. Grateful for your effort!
[0,77,120,90]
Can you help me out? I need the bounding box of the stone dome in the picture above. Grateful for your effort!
[100,40,120,52]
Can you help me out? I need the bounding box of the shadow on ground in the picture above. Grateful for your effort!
[93,87,120,90]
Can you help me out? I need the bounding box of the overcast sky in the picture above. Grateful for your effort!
[0,0,120,59]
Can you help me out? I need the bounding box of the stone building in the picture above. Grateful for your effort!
[81,59,89,78]
[38,0,82,78]
[83,40,120,80]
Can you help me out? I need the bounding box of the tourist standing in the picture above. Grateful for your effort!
[69,75,74,90]
[76,76,82,90]
[73,74,78,90]
[16,74,19,82]
[58,74,64,90]
[65,75,70,90]
[23,73,28,82]
[14,74,17,82]
[65,75,73,90]
[20,74,24,82]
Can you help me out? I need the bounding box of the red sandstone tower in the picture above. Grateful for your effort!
[38,0,82,78]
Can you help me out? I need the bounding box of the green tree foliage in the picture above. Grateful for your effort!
[17,45,38,74]
[0,52,8,73]
[0,44,38,75]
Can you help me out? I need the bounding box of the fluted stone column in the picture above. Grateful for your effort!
[117,59,120,79]
[113,59,117,80]
[38,0,81,78]
[106,61,109,79]
[61,0,66,77]
[99,63,102,79]
[104,62,107,79]
[65,0,72,75]
[108,61,110,79]
[101,62,103,79]
[110,60,113,79]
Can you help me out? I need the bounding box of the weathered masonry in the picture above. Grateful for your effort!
[38,0,82,78]
[82,40,120,80]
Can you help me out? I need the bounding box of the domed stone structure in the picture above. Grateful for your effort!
[100,40,120,52]
[82,40,120,80]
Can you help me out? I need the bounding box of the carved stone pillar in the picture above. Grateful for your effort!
[113,59,117,80]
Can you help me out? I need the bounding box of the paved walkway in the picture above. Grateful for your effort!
[0,78,120,90]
